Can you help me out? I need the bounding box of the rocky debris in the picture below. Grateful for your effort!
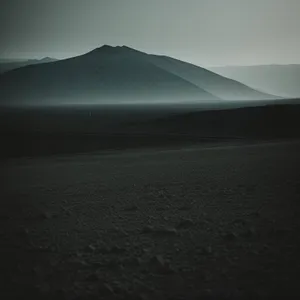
[242,227,256,238]
[178,204,192,211]
[105,258,124,270]
[28,210,58,221]
[223,231,238,241]
[18,227,30,238]
[109,245,127,254]
[268,227,291,238]
[90,244,127,255]
[41,211,54,219]
[85,244,97,253]
[149,255,175,275]
[37,282,51,294]
[112,226,129,236]
[133,257,144,267]
[98,282,115,296]
[141,225,155,234]
[29,244,57,253]
[155,205,170,212]
[85,272,100,282]
[176,218,195,229]
[131,278,154,296]
[67,257,88,268]
[199,245,213,255]
[61,206,72,216]
[124,204,139,212]
[141,225,177,236]
[232,218,247,226]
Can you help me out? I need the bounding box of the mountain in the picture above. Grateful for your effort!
[0,57,57,74]
[147,55,277,101]
[210,65,300,98]
[0,45,276,106]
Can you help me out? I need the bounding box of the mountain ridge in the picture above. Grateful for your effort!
[0,45,277,106]
[210,64,300,98]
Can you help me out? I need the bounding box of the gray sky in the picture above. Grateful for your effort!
[1,0,299,66]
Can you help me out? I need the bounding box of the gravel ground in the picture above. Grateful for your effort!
[1,140,300,299]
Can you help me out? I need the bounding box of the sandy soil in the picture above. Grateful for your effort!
[1,140,300,299]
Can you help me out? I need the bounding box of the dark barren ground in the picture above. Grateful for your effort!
[1,103,300,299]
[1,140,300,299]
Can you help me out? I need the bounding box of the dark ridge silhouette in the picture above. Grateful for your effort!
[211,64,300,98]
[0,45,276,106]
[0,57,57,74]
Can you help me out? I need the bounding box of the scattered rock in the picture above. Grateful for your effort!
[39,211,54,220]
[19,228,30,238]
[200,245,213,255]
[132,278,154,294]
[61,207,72,216]
[150,255,175,274]
[156,204,170,211]
[109,245,126,254]
[86,272,100,282]
[232,218,247,226]
[98,282,115,295]
[67,257,88,267]
[124,205,139,212]
[242,227,256,238]
[106,258,124,270]
[55,288,69,299]
[38,282,51,293]
[142,225,155,234]
[85,244,97,252]
[178,204,192,211]
[223,231,238,241]
[91,261,104,268]
[176,218,195,229]
[155,227,178,236]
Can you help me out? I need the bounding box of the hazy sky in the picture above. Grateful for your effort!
[1,0,299,66]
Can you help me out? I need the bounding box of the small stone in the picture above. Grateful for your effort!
[223,232,238,241]
[232,218,247,226]
[201,245,213,255]
[243,227,256,237]
[67,257,88,267]
[85,244,97,252]
[124,204,139,211]
[109,245,126,254]
[98,283,114,295]
[150,255,175,274]
[178,204,191,211]
[141,225,155,233]
[176,218,195,229]
[86,272,99,282]
[41,211,53,219]
[38,282,51,293]
[155,227,177,236]
[55,288,68,299]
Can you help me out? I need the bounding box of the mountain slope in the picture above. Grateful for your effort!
[0,45,276,106]
[0,46,219,105]
[0,57,57,74]
[210,65,300,98]
[149,56,277,100]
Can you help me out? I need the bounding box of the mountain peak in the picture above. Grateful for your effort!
[89,45,142,55]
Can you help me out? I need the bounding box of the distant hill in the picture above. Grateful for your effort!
[127,102,300,139]
[0,45,276,106]
[210,65,300,98]
[0,57,57,74]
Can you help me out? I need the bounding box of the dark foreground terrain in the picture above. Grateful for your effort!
[1,140,300,299]
[1,101,300,158]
